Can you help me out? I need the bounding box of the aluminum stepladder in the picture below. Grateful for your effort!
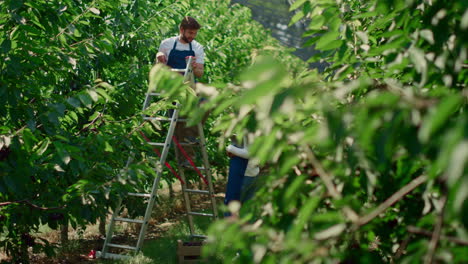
[97,57,218,260]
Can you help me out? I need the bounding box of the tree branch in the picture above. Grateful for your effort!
[354,175,427,228]
[424,192,448,264]
[303,146,341,199]
[303,145,359,222]
[408,226,468,246]
[80,111,104,133]
[55,0,97,40]
[0,200,65,211]
[394,235,412,262]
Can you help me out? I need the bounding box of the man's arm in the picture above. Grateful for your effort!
[193,43,205,78]
[226,145,249,159]
[193,62,204,78]
[156,52,167,64]
[156,38,171,64]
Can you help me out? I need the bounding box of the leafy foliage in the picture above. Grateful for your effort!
[177,0,466,263]
[0,0,300,262]
[1,0,466,263]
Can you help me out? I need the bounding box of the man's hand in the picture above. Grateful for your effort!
[192,62,204,78]
[156,52,167,64]
[186,56,204,77]
[227,151,234,158]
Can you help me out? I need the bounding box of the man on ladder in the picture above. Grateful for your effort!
[157,16,204,78]
[97,16,217,260]
[157,16,205,166]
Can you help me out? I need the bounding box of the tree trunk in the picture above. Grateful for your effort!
[60,221,68,245]
[99,215,106,236]
[18,234,30,264]
[169,182,175,199]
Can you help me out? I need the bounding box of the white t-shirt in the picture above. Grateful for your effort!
[226,144,260,177]
[158,36,205,64]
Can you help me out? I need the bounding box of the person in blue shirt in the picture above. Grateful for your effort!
[224,136,260,217]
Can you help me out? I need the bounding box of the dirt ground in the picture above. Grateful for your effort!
[1,179,226,264]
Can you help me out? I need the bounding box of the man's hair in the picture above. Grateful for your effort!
[180,16,201,30]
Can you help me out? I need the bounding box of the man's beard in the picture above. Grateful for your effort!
[181,33,191,43]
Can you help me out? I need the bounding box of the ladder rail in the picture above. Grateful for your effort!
[135,107,181,251]
[174,147,196,236]
[101,155,134,257]
[197,123,219,219]
[101,199,122,258]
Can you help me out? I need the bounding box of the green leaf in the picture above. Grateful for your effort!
[68,111,78,122]
[22,129,37,152]
[419,29,434,45]
[89,7,101,15]
[59,34,67,45]
[1,39,11,53]
[319,39,343,51]
[96,88,111,101]
[288,196,321,240]
[308,16,325,30]
[238,57,287,106]
[353,11,378,19]
[315,31,340,50]
[419,95,463,142]
[35,138,50,156]
[88,111,100,121]
[283,175,307,209]
[289,0,308,11]
[78,93,93,109]
[461,9,468,29]
[54,142,71,165]
[73,28,82,38]
[104,141,114,152]
[446,141,468,187]
[67,97,81,108]
[87,89,99,101]
[289,10,304,26]
[311,212,344,223]
[408,47,427,81]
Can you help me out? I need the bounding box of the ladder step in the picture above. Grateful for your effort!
[188,212,214,217]
[183,166,206,171]
[127,192,152,198]
[143,116,172,121]
[143,116,188,122]
[107,243,138,250]
[147,93,161,96]
[148,142,166,146]
[184,189,210,195]
[178,142,200,146]
[190,234,207,239]
[97,251,132,260]
[114,217,145,224]
[172,69,186,72]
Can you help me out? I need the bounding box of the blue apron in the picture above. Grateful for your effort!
[166,39,195,70]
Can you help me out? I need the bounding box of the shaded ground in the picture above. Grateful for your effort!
[2,181,226,264]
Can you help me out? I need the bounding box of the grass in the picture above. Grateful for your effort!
[95,208,217,264]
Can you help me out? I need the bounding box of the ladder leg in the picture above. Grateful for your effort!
[135,169,160,251]
[141,93,152,112]
[197,123,218,219]
[175,147,196,236]
[101,198,123,257]
[135,107,180,251]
